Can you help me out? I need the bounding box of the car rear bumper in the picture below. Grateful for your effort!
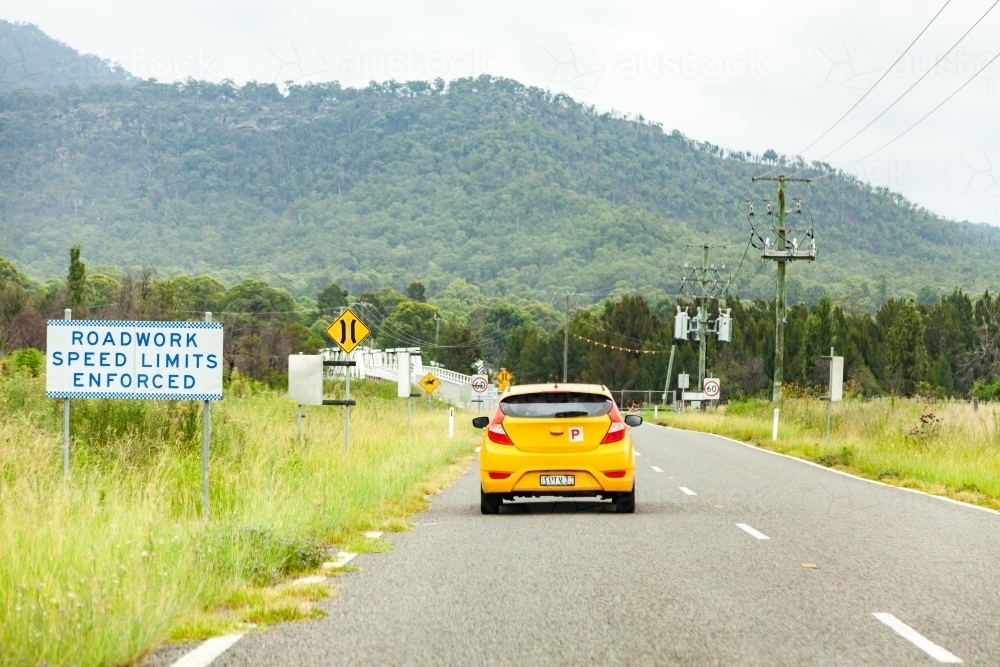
[479,440,634,495]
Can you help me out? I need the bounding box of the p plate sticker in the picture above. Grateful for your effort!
[568,426,584,442]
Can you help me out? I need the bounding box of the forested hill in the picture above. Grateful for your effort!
[0,21,135,92]
[2,75,999,306]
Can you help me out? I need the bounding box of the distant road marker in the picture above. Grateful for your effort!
[714,504,723,509]
[735,523,770,540]
[872,613,962,663]
[635,452,642,456]
[168,634,244,667]
[651,466,664,473]
[679,487,697,496]
[364,531,383,539]
[802,563,817,569]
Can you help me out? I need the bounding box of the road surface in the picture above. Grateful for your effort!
[187,424,1000,665]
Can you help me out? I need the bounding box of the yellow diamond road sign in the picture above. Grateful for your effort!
[419,373,441,394]
[326,308,371,355]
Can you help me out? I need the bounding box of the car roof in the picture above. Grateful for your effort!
[502,383,611,398]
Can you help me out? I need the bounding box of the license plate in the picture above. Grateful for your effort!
[540,475,575,486]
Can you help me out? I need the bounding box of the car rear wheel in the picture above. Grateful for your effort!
[481,488,502,514]
[615,484,635,514]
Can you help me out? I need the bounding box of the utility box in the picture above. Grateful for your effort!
[288,354,323,406]
[717,308,732,342]
[674,308,689,340]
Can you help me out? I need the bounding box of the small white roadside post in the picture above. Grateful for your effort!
[772,408,779,441]
[62,308,71,478]
[448,406,455,438]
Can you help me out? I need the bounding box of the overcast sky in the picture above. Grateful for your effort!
[7,0,1000,224]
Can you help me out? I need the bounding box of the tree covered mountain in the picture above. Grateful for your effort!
[2,74,999,308]
[0,20,135,92]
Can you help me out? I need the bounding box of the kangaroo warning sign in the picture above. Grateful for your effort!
[326,308,371,355]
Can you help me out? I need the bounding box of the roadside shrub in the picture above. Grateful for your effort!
[10,348,44,377]
[817,446,855,467]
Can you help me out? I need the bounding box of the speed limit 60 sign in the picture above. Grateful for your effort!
[703,377,721,399]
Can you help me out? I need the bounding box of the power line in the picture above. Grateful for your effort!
[798,0,954,157]
[843,48,1000,167]
[820,0,1000,161]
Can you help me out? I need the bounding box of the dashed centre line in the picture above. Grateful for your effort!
[872,613,963,663]
[168,634,244,667]
[735,523,770,540]
[678,486,697,496]
[651,466,664,473]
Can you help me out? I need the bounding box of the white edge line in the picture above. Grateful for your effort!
[679,486,697,496]
[648,423,1000,518]
[872,613,963,663]
[735,523,770,540]
[651,466,663,473]
[169,634,244,667]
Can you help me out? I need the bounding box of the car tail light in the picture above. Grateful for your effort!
[603,470,627,478]
[488,472,511,479]
[600,421,626,444]
[487,423,513,445]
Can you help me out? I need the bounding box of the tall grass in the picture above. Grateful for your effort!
[0,365,475,666]
[655,397,1000,508]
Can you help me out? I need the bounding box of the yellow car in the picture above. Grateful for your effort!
[473,383,642,514]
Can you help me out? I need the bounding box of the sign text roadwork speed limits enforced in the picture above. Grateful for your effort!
[703,377,721,399]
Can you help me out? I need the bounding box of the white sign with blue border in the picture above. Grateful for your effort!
[46,320,224,401]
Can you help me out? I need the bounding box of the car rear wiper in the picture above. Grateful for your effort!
[554,411,589,418]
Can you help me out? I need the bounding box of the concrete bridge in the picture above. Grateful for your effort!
[320,347,496,411]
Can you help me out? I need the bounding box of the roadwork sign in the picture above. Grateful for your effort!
[419,372,441,394]
[703,378,721,399]
[46,320,224,400]
[496,368,512,390]
[326,308,370,354]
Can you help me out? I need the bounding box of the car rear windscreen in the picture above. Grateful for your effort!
[499,392,612,418]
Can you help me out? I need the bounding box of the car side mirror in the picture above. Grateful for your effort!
[624,414,643,427]
[472,416,490,429]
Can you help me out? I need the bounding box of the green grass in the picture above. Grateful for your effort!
[0,364,477,667]
[648,397,1000,509]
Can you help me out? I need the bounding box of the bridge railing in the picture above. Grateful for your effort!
[319,346,473,387]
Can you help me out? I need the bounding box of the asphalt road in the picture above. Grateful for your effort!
[207,424,1000,666]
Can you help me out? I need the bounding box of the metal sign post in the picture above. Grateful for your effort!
[62,308,71,479]
[322,308,371,452]
[202,312,212,521]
